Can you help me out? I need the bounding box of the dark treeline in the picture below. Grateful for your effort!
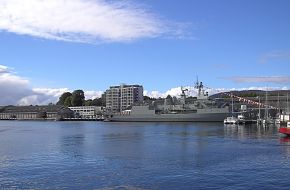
[57,90,103,107]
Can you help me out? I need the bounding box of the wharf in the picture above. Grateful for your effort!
[0,118,104,121]
[244,120,258,124]
[61,118,104,121]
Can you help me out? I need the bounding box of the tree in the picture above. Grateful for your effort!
[57,92,72,105]
[64,96,72,107]
[71,90,85,106]
[57,108,74,120]
[165,95,173,105]
[85,99,93,106]
[144,96,156,101]
[92,98,103,106]
[166,95,172,99]
[144,96,151,101]
[84,98,104,106]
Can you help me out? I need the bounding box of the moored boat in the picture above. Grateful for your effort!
[279,122,290,136]
[224,116,238,124]
[237,114,246,124]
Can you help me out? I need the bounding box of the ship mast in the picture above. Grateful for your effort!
[195,77,201,97]
[231,93,234,116]
[287,93,289,113]
[277,92,280,115]
[265,90,269,120]
[195,78,208,100]
[258,96,261,120]
[180,87,188,106]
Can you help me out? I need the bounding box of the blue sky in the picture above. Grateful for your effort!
[0,0,290,105]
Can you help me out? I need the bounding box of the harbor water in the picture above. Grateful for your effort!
[1,121,290,189]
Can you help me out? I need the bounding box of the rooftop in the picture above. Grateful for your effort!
[110,84,143,89]
[0,105,66,113]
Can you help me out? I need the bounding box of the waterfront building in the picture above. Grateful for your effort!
[105,84,143,112]
[0,105,73,120]
[68,106,104,118]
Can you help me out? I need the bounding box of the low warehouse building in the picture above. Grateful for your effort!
[0,105,74,120]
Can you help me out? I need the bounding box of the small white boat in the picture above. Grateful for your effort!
[262,118,275,125]
[257,118,263,125]
[275,118,281,125]
[224,116,238,124]
[237,114,246,124]
[224,93,238,125]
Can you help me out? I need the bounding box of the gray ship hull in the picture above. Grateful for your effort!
[108,112,228,122]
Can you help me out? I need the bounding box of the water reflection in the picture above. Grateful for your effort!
[280,136,290,143]
[1,121,290,189]
[223,124,290,157]
[59,122,86,159]
[96,185,146,190]
[279,135,290,157]
[224,124,279,139]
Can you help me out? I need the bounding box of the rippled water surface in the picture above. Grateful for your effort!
[1,121,290,189]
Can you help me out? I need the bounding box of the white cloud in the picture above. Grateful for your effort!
[144,86,198,98]
[0,64,104,105]
[27,88,71,105]
[17,89,104,106]
[84,90,103,100]
[0,65,9,73]
[144,90,163,98]
[223,76,290,84]
[259,50,290,64]
[0,65,68,105]
[0,64,31,105]
[0,0,189,43]
[17,95,41,106]
[32,87,70,98]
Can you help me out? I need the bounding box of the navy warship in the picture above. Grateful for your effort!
[107,81,229,122]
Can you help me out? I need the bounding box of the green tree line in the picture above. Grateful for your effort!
[57,90,103,107]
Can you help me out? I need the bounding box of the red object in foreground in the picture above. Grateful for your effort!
[279,128,290,136]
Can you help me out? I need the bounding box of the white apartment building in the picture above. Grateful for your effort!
[105,84,143,112]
